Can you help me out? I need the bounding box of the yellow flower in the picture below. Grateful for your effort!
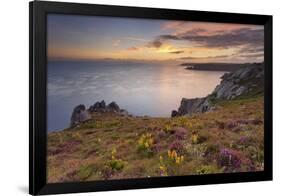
[159,155,163,162]
[159,166,165,171]
[176,157,180,164]
[191,134,198,144]
[180,155,184,162]
[145,142,149,148]
[172,150,177,159]
[168,150,171,157]
[111,148,117,155]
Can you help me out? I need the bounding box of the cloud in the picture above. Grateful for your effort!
[127,46,139,51]
[161,21,261,35]
[158,28,264,49]
[146,39,163,48]
[238,53,264,58]
[169,50,185,54]
[113,39,121,47]
[231,44,264,61]
[125,37,149,42]
[127,39,173,52]
[180,54,230,60]
[125,25,263,63]
[238,46,264,54]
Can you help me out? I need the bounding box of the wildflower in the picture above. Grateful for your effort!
[145,142,149,148]
[168,150,172,158]
[172,150,177,158]
[191,131,198,144]
[159,165,168,176]
[176,157,181,164]
[111,148,117,160]
[163,123,172,133]
[169,140,184,153]
[137,133,155,157]
[219,148,246,171]
[175,130,186,140]
[159,166,165,171]
[159,155,163,162]
[180,155,184,162]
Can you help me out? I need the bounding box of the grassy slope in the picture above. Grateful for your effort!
[47,96,264,183]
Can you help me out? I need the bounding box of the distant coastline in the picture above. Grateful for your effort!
[180,62,262,72]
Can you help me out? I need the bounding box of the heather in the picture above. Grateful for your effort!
[47,96,264,183]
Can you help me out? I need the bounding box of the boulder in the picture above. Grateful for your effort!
[171,110,178,117]
[177,97,211,116]
[70,104,91,127]
[107,101,120,112]
[89,100,106,112]
[119,109,129,116]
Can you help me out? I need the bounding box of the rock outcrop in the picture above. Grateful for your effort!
[88,100,122,113]
[88,100,106,112]
[177,97,212,116]
[212,63,264,100]
[70,104,91,127]
[107,102,120,112]
[70,101,130,127]
[171,110,178,117]
[172,63,264,117]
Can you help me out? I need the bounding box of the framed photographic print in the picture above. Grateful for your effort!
[29,1,273,195]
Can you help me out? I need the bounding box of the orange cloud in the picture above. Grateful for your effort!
[161,21,262,36]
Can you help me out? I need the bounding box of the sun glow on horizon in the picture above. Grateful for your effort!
[47,14,264,63]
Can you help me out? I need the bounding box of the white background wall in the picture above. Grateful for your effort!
[0,0,279,195]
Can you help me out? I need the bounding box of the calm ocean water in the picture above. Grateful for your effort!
[47,60,225,132]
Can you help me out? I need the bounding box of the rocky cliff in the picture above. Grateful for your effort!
[172,63,264,117]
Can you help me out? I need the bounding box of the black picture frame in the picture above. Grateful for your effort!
[29,1,273,195]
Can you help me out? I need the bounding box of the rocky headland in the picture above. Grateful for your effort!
[181,62,252,72]
[171,62,264,117]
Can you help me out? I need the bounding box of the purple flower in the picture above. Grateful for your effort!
[169,141,184,153]
[238,136,250,145]
[226,120,238,129]
[175,130,186,140]
[153,143,163,153]
[158,131,167,139]
[219,148,242,170]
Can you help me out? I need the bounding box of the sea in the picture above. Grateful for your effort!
[47,60,226,132]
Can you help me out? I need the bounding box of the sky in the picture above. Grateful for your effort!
[47,14,264,63]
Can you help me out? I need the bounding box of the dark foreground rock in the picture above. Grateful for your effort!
[70,101,130,127]
[177,97,212,116]
[107,101,120,112]
[172,63,264,117]
[70,105,91,127]
[88,100,123,113]
[171,110,178,117]
[88,100,106,112]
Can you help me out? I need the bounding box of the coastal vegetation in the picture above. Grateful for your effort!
[47,95,264,183]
